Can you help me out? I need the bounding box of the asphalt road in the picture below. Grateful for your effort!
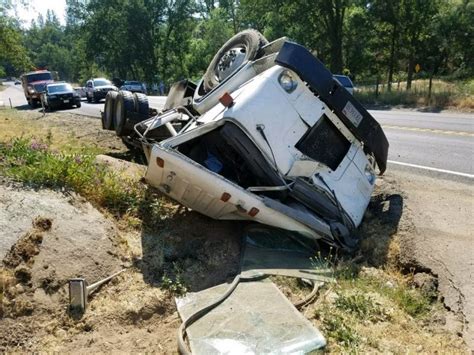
[1,81,472,179]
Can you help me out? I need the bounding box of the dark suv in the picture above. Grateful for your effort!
[41,83,81,110]
[85,78,117,103]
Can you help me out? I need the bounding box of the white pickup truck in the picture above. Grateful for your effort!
[102,30,389,251]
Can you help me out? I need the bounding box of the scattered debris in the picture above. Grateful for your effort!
[69,269,126,314]
[176,227,333,354]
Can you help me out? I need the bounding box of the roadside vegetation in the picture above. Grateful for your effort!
[356,78,474,111]
[0,109,164,226]
[275,254,464,353]
[0,109,467,352]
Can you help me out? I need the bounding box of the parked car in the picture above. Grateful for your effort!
[74,86,86,98]
[14,79,21,85]
[120,80,146,94]
[41,82,81,110]
[333,74,355,95]
[85,78,117,103]
[102,30,388,251]
[21,70,54,107]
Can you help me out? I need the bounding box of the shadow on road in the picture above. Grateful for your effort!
[415,106,443,113]
[364,103,444,113]
[14,104,35,111]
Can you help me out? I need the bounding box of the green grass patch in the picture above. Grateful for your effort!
[161,262,188,296]
[335,292,390,322]
[318,308,360,349]
[338,273,432,318]
[0,137,163,221]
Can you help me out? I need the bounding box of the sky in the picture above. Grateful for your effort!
[13,0,67,27]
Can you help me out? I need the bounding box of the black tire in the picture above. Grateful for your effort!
[86,93,92,103]
[29,98,37,108]
[202,29,268,92]
[76,101,81,108]
[133,93,149,117]
[103,91,118,130]
[114,90,134,136]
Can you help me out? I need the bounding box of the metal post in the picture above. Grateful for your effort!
[9,98,12,109]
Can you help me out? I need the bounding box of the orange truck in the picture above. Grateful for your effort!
[21,70,54,107]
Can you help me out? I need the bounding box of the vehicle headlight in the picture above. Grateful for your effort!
[28,85,35,93]
[364,164,375,185]
[278,70,298,93]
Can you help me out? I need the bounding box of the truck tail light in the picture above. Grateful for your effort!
[156,157,164,168]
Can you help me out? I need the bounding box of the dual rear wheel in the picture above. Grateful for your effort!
[102,90,149,136]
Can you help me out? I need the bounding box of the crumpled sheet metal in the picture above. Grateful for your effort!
[176,279,326,354]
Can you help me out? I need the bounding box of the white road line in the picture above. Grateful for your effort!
[388,160,474,179]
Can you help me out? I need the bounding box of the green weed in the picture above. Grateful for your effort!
[386,286,431,318]
[335,292,390,322]
[161,263,188,296]
[339,273,432,318]
[319,308,360,349]
[311,247,358,281]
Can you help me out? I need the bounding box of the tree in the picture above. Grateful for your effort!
[399,0,439,89]
[0,7,32,75]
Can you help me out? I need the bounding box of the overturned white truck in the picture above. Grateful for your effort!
[102,30,389,251]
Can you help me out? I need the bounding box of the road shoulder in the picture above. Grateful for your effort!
[391,169,474,349]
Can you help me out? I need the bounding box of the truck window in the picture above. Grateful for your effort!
[25,72,53,83]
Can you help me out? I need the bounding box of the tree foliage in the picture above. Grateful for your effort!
[0,0,472,85]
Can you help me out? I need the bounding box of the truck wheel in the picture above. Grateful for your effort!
[133,93,149,117]
[86,93,92,103]
[202,29,268,92]
[103,91,118,130]
[76,101,81,108]
[114,90,134,136]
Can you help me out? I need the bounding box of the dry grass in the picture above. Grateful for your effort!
[356,79,474,111]
[0,109,122,152]
[273,265,466,353]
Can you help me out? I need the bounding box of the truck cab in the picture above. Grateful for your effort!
[21,70,54,108]
[138,35,388,251]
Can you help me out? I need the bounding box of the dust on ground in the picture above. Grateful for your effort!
[0,109,469,352]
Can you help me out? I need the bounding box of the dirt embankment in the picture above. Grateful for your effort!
[0,180,243,352]
[0,174,467,353]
